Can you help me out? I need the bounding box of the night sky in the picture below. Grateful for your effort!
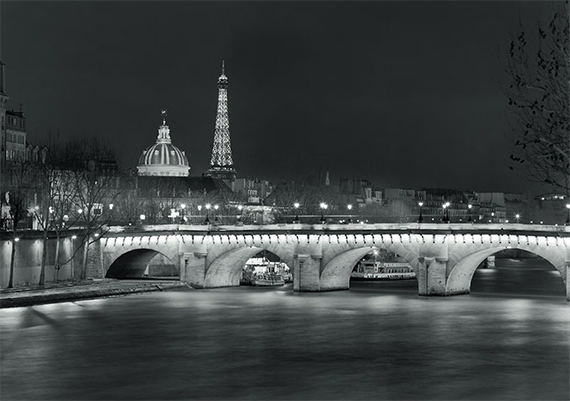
[1,1,558,194]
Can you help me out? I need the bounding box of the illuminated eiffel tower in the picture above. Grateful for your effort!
[205,60,236,181]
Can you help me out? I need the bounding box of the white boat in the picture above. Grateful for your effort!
[241,257,291,285]
[252,273,285,287]
[351,261,416,280]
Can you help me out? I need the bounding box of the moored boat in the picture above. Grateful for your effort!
[252,273,285,287]
[351,261,416,280]
[240,257,292,285]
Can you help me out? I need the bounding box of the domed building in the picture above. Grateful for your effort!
[137,111,190,177]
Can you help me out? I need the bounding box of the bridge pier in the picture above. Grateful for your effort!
[182,251,208,289]
[417,257,456,296]
[293,254,322,292]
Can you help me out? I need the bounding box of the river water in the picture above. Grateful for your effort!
[1,258,569,401]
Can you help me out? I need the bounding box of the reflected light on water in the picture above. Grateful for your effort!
[1,258,568,401]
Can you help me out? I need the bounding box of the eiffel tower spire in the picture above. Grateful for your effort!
[206,60,236,180]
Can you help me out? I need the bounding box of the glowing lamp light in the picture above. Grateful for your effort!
[140,214,146,221]
[198,205,202,211]
[238,205,243,211]
[214,205,219,210]
[14,238,20,242]
[347,204,353,210]
[205,204,211,210]
[72,235,77,239]
[294,202,300,209]
[94,233,99,238]
[181,203,186,209]
[109,204,114,210]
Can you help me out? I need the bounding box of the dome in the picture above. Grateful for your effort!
[137,114,190,177]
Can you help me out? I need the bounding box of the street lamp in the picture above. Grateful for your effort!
[214,204,219,223]
[180,203,186,223]
[237,205,243,225]
[442,202,450,223]
[468,204,472,222]
[417,202,423,223]
[566,204,570,225]
[516,213,521,224]
[320,202,328,224]
[205,204,211,224]
[293,202,300,223]
[347,204,353,223]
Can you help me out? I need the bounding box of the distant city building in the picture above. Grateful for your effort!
[531,193,569,225]
[136,110,190,177]
[205,61,236,181]
[0,61,8,168]
[339,178,380,207]
[4,109,26,162]
[232,178,273,205]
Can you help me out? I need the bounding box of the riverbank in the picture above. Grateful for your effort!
[0,279,192,308]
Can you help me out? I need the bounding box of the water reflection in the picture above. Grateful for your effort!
[0,258,568,401]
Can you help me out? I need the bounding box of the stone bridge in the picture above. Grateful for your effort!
[89,223,570,300]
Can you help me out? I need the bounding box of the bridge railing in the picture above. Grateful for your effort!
[106,223,570,236]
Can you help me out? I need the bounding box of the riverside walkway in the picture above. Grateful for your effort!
[0,279,190,308]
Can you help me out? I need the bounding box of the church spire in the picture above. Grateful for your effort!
[206,60,236,180]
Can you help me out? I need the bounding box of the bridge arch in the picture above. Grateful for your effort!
[320,244,419,291]
[320,247,374,290]
[204,246,292,288]
[106,249,178,279]
[446,246,567,296]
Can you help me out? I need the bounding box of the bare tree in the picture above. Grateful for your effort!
[2,157,34,288]
[506,2,570,192]
[61,136,119,280]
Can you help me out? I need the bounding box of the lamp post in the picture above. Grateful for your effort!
[320,202,328,224]
[515,213,520,224]
[566,204,570,225]
[197,205,202,224]
[293,202,300,223]
[442,202,450,223]
[205,204,211,224]
[237,205,243,225]
[347,204,353,223]
[417,202,423,223]
[467,204,472,222]
[214,204,219,223]
[180,203,186,224]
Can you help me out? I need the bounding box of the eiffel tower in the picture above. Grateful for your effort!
[205,60,236,181]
